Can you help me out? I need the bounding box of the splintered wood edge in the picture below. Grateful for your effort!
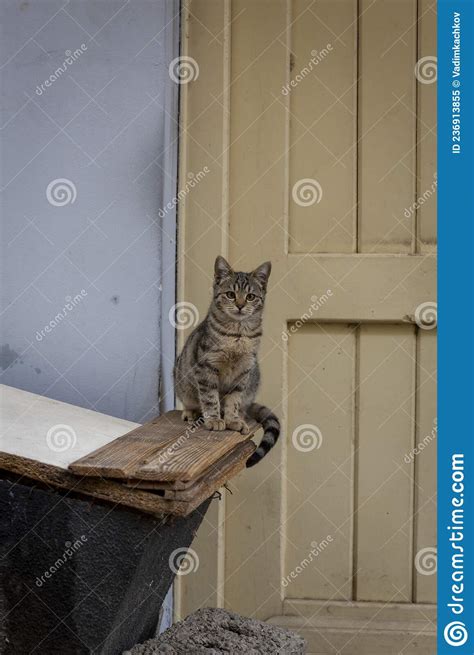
[0,441,256,517]
[167,441,256,510]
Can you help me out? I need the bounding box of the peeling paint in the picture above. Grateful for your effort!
[0,344,20,371]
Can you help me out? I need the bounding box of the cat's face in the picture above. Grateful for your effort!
[213,256,271,322]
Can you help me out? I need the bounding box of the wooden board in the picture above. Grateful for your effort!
[125,477,198,492]
[123,442,255,500]
[150,442,257,501]
[0,441,255,517]
[0,384,139,469]
[0,385,257,516]
[69,410,259,482]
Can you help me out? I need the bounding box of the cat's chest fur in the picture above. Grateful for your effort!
[209,335,257,377]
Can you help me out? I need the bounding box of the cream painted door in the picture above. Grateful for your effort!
[176,0,436,650]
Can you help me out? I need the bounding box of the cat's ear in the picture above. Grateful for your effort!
[252,261,272,288]
[214,255,233,282]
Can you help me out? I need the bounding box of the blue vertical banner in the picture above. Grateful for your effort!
[438,0,474,653]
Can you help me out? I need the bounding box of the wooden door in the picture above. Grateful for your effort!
[175,1,436,651]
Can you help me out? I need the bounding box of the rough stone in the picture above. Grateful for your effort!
[123,607,306,654]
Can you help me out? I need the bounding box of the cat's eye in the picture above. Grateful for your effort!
[226,291,236,299]
[246,293,256,301]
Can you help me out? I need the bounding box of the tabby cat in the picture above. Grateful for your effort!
[174,256,280,467]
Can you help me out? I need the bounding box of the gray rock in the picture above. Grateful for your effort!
[124,607,306,654]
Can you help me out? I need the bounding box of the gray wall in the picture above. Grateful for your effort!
[1,0,179,423]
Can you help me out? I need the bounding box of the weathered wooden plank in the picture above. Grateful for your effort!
[1,386,257,516]
[68,411,192,478]
[126,441,257,501]
[137,419,258,482]
[165,440,255,511]
[1,441,254,517]
[125,477,197,491]
[69,410,258,481]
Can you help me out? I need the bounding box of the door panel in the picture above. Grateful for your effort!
[290,0,357,253]
[414,329,437,603]
[418,0,438,252]
[176,0,437,634]
[286,324,355,600]
[357,324,416,601]
[359,0,418,253]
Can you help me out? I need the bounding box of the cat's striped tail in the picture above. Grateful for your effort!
[246,403,280,467]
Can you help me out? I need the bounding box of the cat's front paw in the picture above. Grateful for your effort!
[204,417,226,431]
[225,418,250,434]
